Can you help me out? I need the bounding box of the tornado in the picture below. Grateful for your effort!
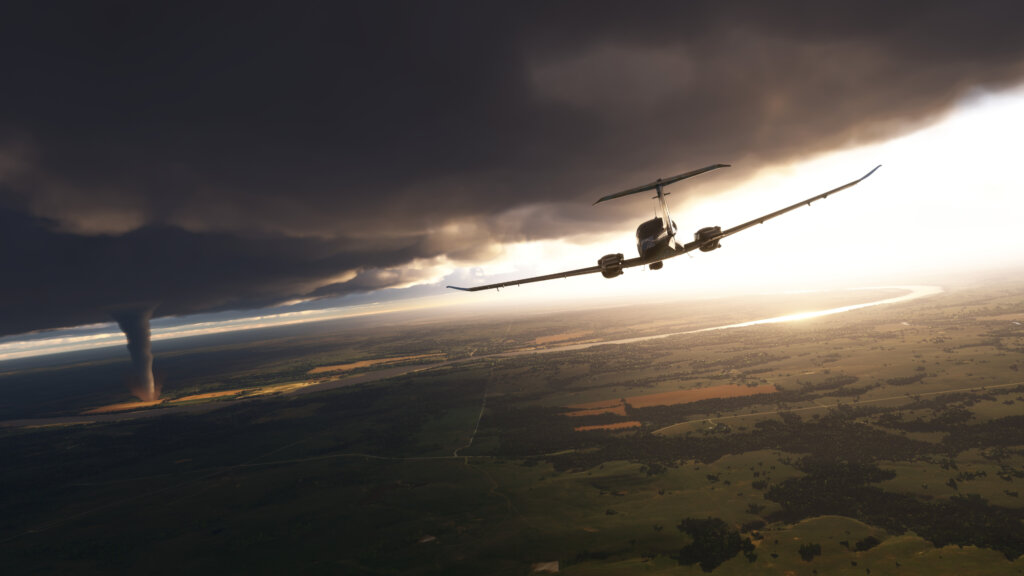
[110,307,159,401]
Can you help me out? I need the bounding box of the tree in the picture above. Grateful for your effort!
[677,517,752,572]
[798,542,822,561]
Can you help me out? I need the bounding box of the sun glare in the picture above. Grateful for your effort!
[4,87,1024,363]
[460,84,1024,301]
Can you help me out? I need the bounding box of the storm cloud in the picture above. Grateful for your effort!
[2,1,1024,336]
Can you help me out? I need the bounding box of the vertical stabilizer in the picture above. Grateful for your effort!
[655,182,675,238]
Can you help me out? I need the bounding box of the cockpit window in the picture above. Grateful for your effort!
[636,218,665,239]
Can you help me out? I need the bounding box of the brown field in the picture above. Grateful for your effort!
[575,420,642,432]
[535,331,592,345]
[306,353,442,375]
[83,380,321,415]
[565,402,628,417]
[172,390,243,402]
[978,313,1024,322]
[175,380,319,401]
[566,384,774,416]
[566,398,623,411]
[245,380,318,395]
[81,400,164,414]
[625,384,773,408]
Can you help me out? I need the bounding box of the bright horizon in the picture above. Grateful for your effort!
[4,84,1024,362]
[446,83,1024,300]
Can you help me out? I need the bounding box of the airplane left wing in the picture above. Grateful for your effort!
[447,256,646,291]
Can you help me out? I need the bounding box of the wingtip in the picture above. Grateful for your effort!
[446,285,470,291]
[863,164,882,179]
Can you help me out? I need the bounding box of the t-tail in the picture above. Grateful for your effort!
[594,163,731,237]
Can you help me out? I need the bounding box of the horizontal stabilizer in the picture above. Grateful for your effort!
[594,163,730,205]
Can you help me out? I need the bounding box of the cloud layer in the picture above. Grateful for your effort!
[2,1,1024,335]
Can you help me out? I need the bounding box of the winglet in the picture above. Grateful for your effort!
[446,285,472,291]
[862,164,882,180]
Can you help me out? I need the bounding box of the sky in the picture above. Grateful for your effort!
[3,1,1024,352]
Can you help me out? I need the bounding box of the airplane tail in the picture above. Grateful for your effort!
[594,163,730,238]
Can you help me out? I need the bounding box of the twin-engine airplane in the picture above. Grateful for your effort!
[448,164,880,292]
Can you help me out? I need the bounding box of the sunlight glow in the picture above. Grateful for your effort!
[699,285,944,331]
[446,84,1024,300]
[0,297,456,362]
[4,87,1023,363]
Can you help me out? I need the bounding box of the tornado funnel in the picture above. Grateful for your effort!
[110,307,158,401]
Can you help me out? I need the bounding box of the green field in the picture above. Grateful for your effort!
[3,280,1024,574]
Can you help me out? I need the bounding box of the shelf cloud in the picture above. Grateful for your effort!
[2,1,1024,336]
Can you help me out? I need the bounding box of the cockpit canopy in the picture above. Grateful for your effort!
[635,217,666,240]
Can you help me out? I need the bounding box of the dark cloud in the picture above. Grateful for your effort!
[2,1,1024,335]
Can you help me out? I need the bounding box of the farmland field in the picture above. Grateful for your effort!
[3,278,1024,574]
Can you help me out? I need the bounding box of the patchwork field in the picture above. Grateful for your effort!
[306,353,445,375]
[3,278,1024,574]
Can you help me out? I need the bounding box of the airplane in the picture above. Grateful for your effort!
[447,164,880,292]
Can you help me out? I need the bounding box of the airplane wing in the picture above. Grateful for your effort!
[448,165,880,292]
[678,165,881,254]
[447,256,647,291]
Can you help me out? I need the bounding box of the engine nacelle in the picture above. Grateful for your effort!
[695,226,722,252]
[598,253,625,279]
